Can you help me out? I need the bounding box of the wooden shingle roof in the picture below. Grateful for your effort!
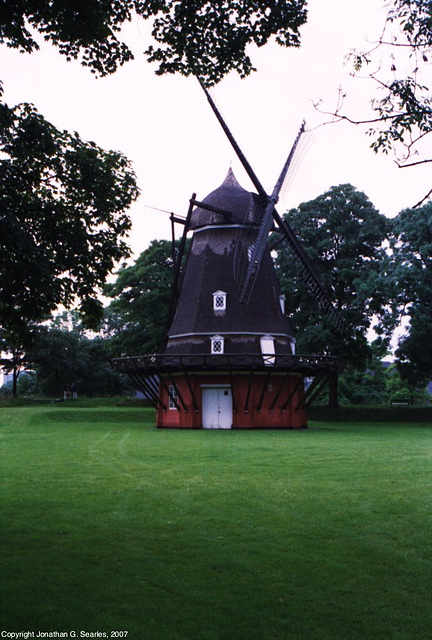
[189,168,265,229]
[166,170,295,356]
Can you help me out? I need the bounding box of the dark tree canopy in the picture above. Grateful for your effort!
[392,202,432,386]
[276,184,392,367]
[104,239,176,356]
[29,322,128,397]
[0,0,308,84]
[0,100,139,337]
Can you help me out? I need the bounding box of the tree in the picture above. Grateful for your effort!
[104,239,176,356]
[0,371,36,397]
[30,326,82,397]
[0,326,35,398]
[29,318,130,397]
[338,346,389,405]
[321,0,432,204]
[0,0,307,86]
[392,202,432,387]
[275,184,393,368]
[338,356,431,406]
[0,100,139,342]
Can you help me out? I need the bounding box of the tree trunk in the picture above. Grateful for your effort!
[12,366,18,398]
[11,348,21,398]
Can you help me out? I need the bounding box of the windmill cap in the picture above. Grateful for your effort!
[189,168,264,229]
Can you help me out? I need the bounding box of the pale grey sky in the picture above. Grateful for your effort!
[2,0,429,256]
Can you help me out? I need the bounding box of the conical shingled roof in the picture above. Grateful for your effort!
[189,168,265,229]
[165,169,295,357]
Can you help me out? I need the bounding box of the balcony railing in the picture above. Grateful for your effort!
[112,352,345,375]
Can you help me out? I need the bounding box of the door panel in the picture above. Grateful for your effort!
[202,387,232,429]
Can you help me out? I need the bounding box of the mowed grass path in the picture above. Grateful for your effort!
[1,402,431,640]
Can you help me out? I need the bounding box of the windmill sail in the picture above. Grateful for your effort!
[236,121,306,304]
[200,82,343,329]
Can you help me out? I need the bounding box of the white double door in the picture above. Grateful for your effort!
[202,386,233,429]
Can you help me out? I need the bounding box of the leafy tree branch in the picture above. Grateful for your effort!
[0,101,139,343]
[0,0,308,86]
[315,0,432,205]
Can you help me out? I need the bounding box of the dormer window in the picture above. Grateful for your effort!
[210,335,225,355]
[260,335,275,366]
[213,290,227,312]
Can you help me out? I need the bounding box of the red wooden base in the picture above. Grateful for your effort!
[156,372,307,429]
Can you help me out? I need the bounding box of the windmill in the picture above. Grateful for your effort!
[112,87,345,429]
[201,83,342,328]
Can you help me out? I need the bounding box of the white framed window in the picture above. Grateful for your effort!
[168,384,178,410]
[212,290,227,312]
[210,335,225,355]
[260,335,275,366]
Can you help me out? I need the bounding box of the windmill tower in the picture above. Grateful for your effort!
[112,89,344,428]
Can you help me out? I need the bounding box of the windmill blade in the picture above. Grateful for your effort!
[200,80,343,329]
[272,212,343,329]
[200,80,268,198]
[279,126,314,204]
[162,194,196,349]
[238,122,306,304]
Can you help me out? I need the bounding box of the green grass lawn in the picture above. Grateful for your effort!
[1,401,431,640]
